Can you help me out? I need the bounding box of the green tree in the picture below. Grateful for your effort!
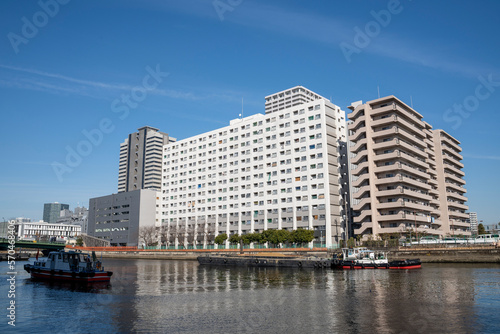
[347,237,356,248]
[290,229,314,245]
[262,229,276,245]
[240,234,252,245]
[228,234,241,244]
[276,229,291,245]
[248,232,263,244]
[478,223,486,235]
[76,237,83,247]
[214,233,228,245]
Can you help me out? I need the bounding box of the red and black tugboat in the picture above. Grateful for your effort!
[332,248,421,270]
[24,249,113,283]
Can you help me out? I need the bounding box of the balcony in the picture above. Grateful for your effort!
[443,163,465,177]
[442,145,463,161]
[371,127,398,139]
[446,191,468,202]
[350,128,368,142]
[372,150,400,163]
[369,104,394,117]
[376,188,404,198]
[354,222,373,235]
[399,164,429,180]
[353,210,372,223]
[351,161,370,176]
[398,152,428,169]
[353,185,371,199]
[350,137,368,154]
[374,163,400,175]
[400,176,431,191]
[445,173,466,185]
[347,106,365,120]
[397,140,427,159]
[448,211,469,219]
[352,173,370,188]
[446,201,469,211]
[348,114,367,131]
[442,154,464,169]
[350,152,368,165]
[353,197,371,211]
[394,104,425,128]
[445,182,466,193]
[372,138,398,151]
[370,114,397,128]
[440,134,462,152]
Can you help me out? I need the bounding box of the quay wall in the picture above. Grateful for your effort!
[70,246,500,263]
[388,247,500,263]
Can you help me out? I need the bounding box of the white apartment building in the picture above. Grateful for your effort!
[161,86,349,248]
[468,212,478,235]
[118,126,176,193]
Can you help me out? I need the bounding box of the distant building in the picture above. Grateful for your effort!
[468,212,478,235]
[17,220,81,241]
[57,206,89,234]
[118,126,176,193]
[43,202,69,224]
[87,189,160,246]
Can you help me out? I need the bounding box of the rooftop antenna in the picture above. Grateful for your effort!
[377,86,380,99]
[410,95,414,108]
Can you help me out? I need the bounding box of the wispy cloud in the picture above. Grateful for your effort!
[0,64,256,105]
[153,1,498,79]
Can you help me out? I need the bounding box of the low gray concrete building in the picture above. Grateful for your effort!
[88,189,159,246]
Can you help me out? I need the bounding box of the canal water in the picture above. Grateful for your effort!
[1,258,499,333]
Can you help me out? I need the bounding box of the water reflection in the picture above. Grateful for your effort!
[2,259,497,333]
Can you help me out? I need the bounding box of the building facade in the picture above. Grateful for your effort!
[468,212,478,235]
[161,87,349,248]
[433,130,470,235]
[118,126,176,193]
[17,220,81,241]
[87,189,159,246]
[347,96,469,239]
[57,206,89,234]
[43,202,69,224]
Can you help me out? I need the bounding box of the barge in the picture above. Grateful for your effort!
[197,254,332,268]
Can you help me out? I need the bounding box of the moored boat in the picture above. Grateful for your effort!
[197,254,332,269]
[332,247,421,270]
[24,249,113,283]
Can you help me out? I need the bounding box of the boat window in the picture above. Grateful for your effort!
[58,254,62,260]
[63,254,69,262]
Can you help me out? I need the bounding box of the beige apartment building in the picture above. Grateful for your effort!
[348,96,469,239]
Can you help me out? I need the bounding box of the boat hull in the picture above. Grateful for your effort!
[198,255,332,269]
[332,258,421,270]
[24,264,112,283]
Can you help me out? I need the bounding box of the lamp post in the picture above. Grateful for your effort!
[334,219,339,248]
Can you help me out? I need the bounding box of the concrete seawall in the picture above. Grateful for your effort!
[77,247,500,263]
[389,248,500,263]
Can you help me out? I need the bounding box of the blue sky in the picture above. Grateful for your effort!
[0,0,499,224]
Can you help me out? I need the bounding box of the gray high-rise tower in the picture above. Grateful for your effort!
[118,126,176,193]
[43,202,69,224]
